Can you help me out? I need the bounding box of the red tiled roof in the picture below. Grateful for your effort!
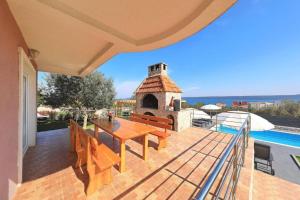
[136,75,182,93]
[232,101,249,107]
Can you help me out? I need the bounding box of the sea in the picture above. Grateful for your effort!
[183,94,300,106]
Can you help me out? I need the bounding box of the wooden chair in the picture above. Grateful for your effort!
[86,136,120,195]
[75,126,98,168]
[130,113,172,150]
[254,142,275,175]
[75,125,120,195]
[69,119,77,152]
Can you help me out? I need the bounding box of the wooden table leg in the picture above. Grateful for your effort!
[143,134,149,161]
[120,140,126,173]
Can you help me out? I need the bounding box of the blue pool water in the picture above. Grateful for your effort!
[218,125,300,148]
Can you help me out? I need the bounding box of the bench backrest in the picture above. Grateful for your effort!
[75,124,117,168]
[70,119,78,151]
[87,136,98,166]
[130,113,172,131]
[76,126,89,153]
[75,125,99,168]
[89,136,99,156]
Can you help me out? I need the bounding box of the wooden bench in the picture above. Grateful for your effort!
[74,123,120,195]
[129,113,172,150]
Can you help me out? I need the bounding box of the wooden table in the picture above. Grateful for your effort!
[91,117,156,173]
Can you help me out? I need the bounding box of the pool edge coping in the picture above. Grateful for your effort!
[253,139,300,149]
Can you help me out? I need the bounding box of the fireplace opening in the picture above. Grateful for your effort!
[142,94,158,109]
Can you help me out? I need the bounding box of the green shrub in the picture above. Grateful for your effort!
[57,110,72,121]
[181,101,205,109]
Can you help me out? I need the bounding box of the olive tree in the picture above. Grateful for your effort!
[43,72,115,128]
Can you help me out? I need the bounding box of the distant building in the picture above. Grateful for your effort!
[249,102,275,110]
[232,101,249,109]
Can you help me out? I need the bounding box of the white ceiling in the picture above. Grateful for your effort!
[8,0,236,76]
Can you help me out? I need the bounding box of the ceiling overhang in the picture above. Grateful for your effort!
[7,0,236,76]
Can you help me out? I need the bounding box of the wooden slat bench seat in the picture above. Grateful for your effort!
[129,113,172,150]
[71,121,120,195]
[150,130,170,138]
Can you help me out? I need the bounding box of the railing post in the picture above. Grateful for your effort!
[232,143,238,199]
[242,128,246,166]
[191,110,194,127]
[215,114,218,132]
[246,115,251,148]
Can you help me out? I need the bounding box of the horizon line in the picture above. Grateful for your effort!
[117,93,300,99]
[182,93,300,98]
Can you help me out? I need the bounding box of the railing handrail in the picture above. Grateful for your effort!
[195,113,250,200]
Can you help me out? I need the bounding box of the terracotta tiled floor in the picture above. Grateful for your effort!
[253,170,300,200]
[13,126,254,200]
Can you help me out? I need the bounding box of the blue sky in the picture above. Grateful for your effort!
[39,0,300,98]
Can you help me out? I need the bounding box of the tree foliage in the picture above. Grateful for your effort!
[81,72,115,109]
[37,87,45,106]
[181,101,205,109]
[253,100,300,118]
[194,102,205,109]
[43,72,115,110]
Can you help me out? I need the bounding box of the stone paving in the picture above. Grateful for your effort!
[13,126,255,200]
[252,141,300,200]
[253,170,300,200]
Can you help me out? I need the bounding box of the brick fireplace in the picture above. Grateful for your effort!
[135,63,191,132]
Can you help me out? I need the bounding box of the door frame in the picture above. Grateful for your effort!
[22,74,29,156]
[17,47,36,184]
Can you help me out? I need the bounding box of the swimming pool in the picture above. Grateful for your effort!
[217,124,300,148]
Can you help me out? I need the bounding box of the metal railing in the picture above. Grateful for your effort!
[195,112,251,200]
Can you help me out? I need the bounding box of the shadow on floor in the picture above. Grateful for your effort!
[112,131,230,200]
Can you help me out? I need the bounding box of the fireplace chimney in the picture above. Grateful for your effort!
[148,63,168,77]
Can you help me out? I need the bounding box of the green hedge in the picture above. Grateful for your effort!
[37,120,94,132]
[37,120,68,132]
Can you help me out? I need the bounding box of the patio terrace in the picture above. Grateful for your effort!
[13,126,256,200]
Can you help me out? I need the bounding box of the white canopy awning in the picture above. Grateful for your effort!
[201,104,221,111]
[212,111,275,131]
[8,0,236,76]
[188,108,211,119]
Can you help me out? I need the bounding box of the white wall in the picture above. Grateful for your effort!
[165,92,181,109]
